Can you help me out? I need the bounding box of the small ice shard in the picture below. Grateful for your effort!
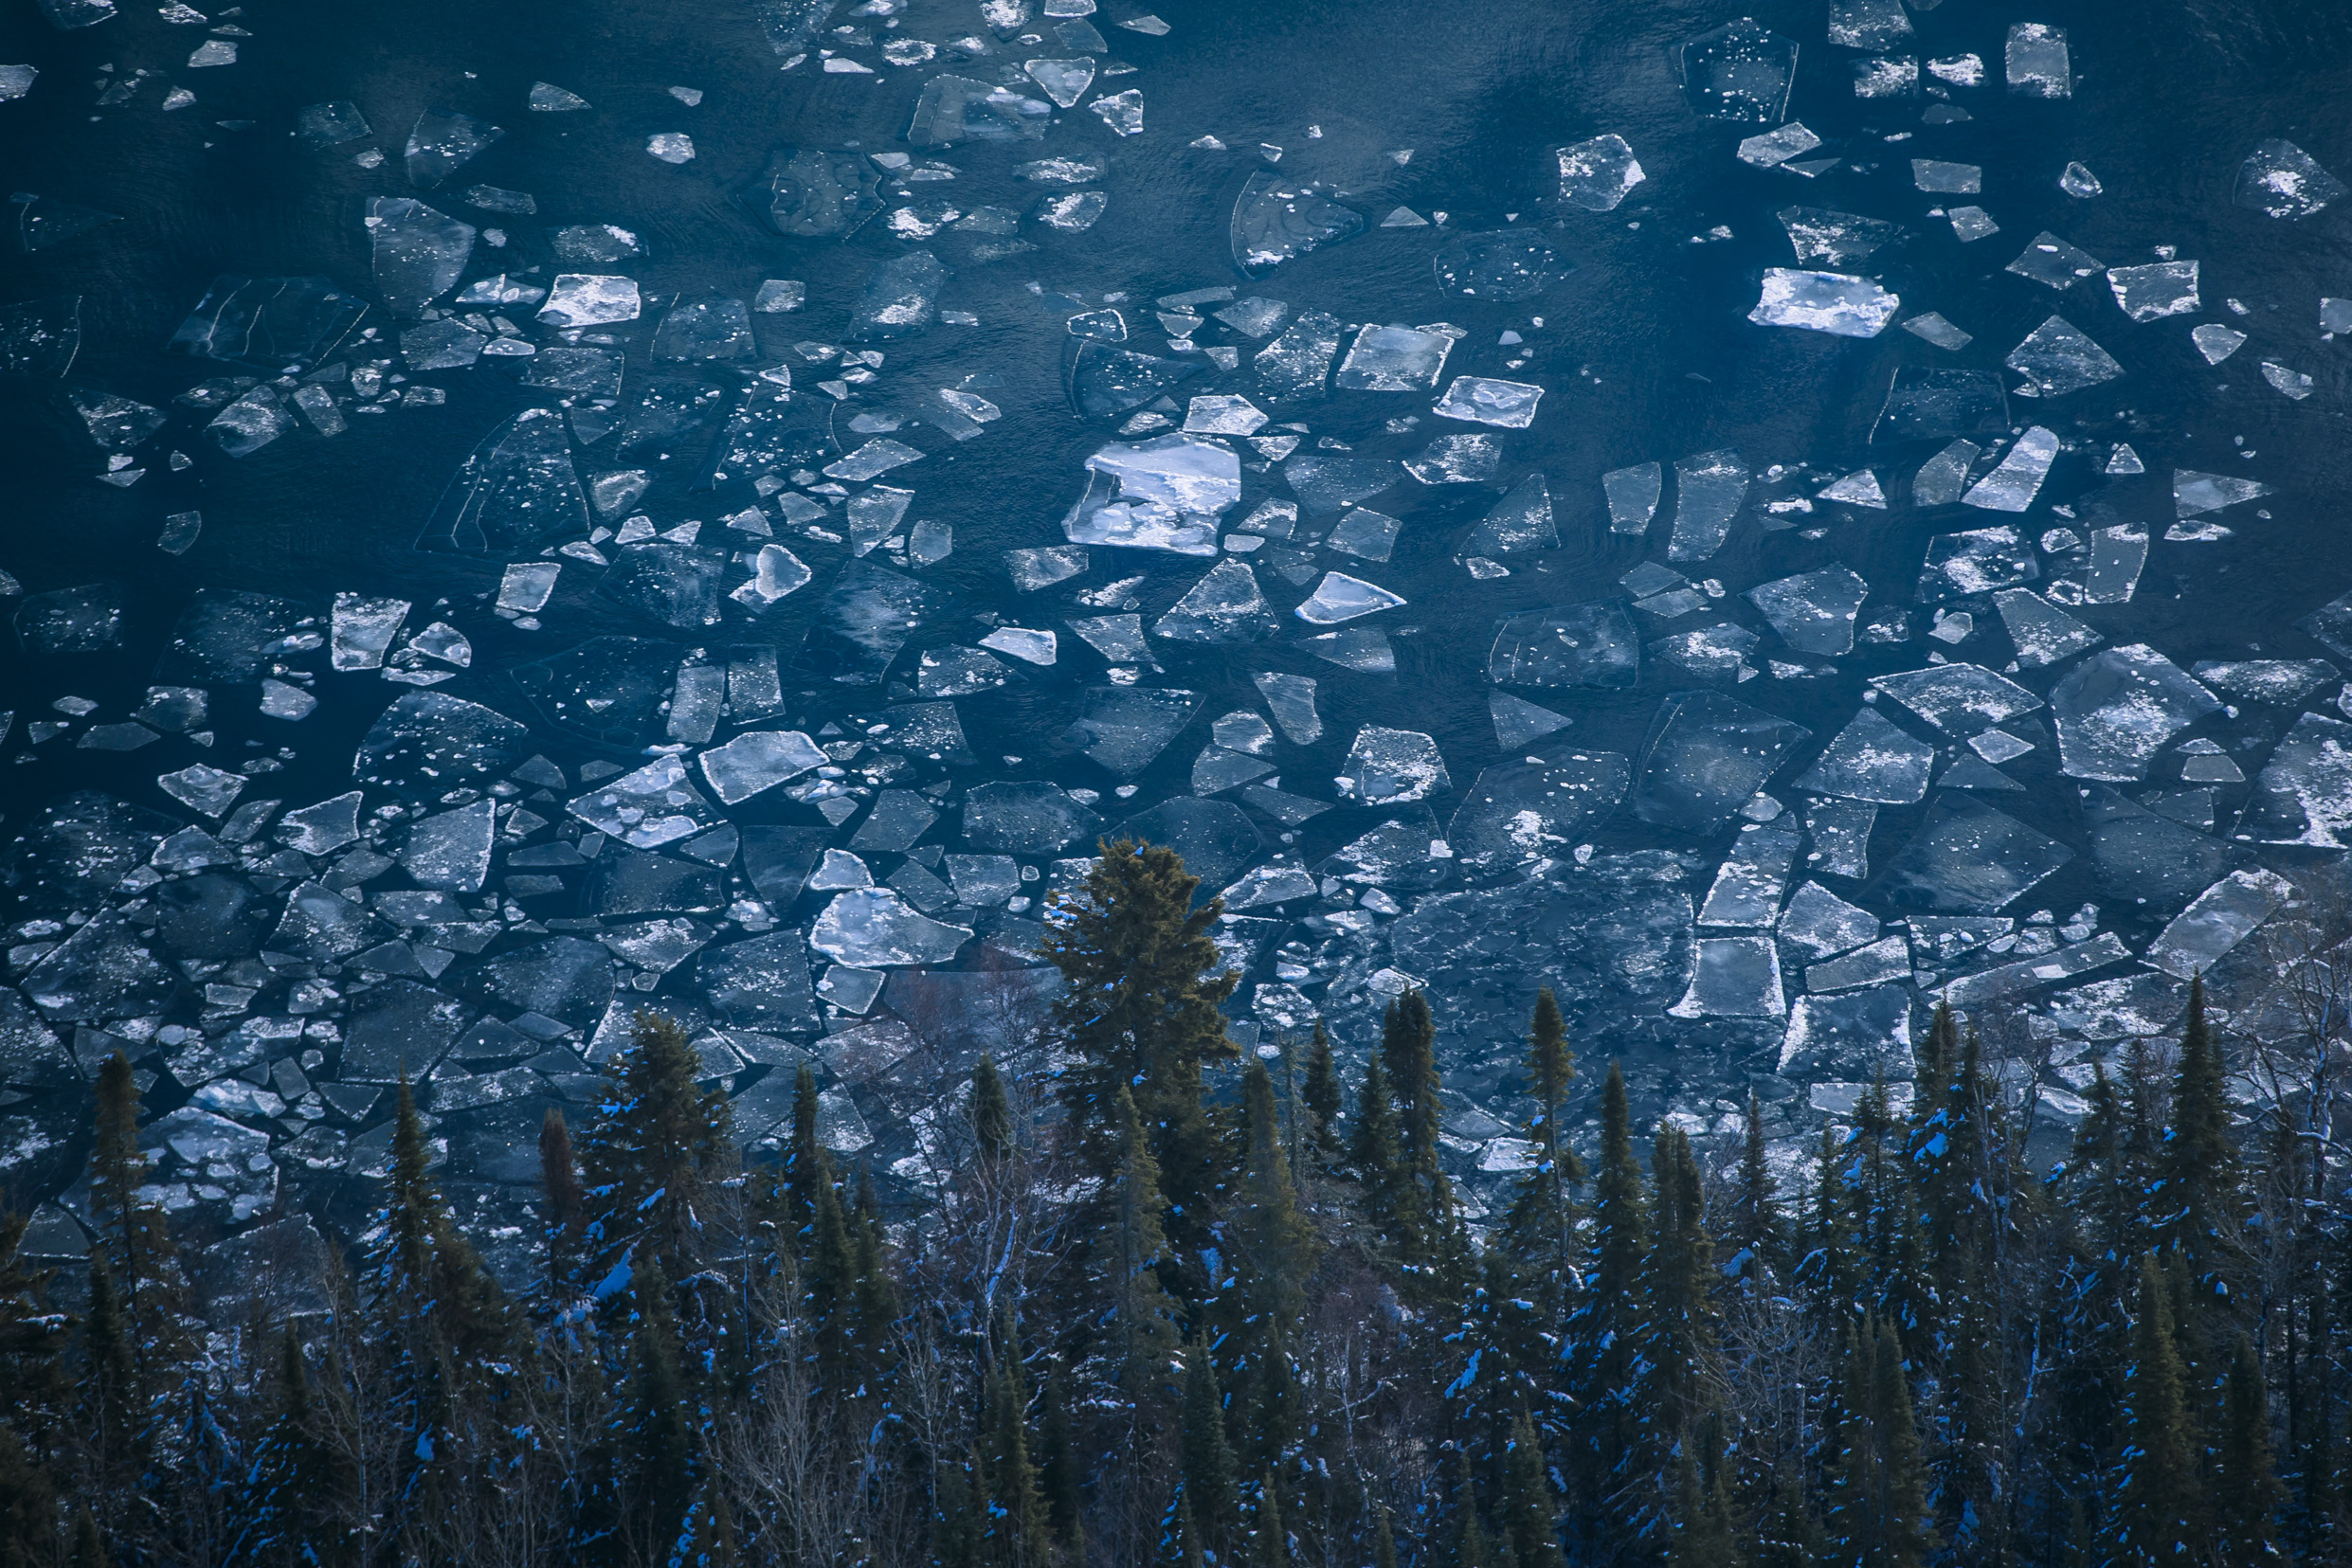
[823,439,924,481]
[1006,546,1088,591]
[2107,261,2198,321]
[404,107,505,189]
[1152,560,1278,643]
[1911,159,1981,193]
[907,75,1051,145]
[1872,662,2041,732]
[529,81,590,111]
[980,627,1057,665]
[698,730,824,804]
[1697,823,1802,926]
[2237,712,2352,847]
[1670,935,1785,1018]
[1746,565,1869,655]
[2004,315,2123,396]
[1231,172,1365,275]
[1087,432,1240,515]
[2083,527,2148,604]
[1962,426,2060,512]
[0,65,37,101]
[1778,207,1903,267]
[1434,229,1567,300]
[1089,88,1143,135]
[1184,394,1268,436]
[1063,686,1202,774]
[1870,796,2073,913]
[2261,362,2314,400]
[1489,601,1639,688]
[2005,231,2104,289]
[1250,672,1320,744]
[1461,474,1555,556]
[1827,0,1910,49]
[1489,691,1570,748]
[1603,461,1661,534]
[1334,324,1456,391]
[2235,139,2344,220]
[1738,122,1822,169]
[809,889,970,967]
[2049,645,2221,782]
[365,197,475,316]
[754,279,805,313]
[1337,727,1450,804]
[1634,691,1810,836]
[1404,434,1503,485]
[398,800,495,892]
[537,274,640,327]
[1779,880,1880,960]
[1794,707,1933,804]
[1667,450,1749,563]
[847,249,946,341]
[1678,18,1799,124]
[1947,207,1999,243]
[568,755,718,849]
[1993,588,2101,667]
[2191,323,2246,364]
[2060,161,2102,198]
[157,763,243,817]
[1022,57,1095,108]
[1748,270,1897,337]
[646,133,695,163]
[1381,207,1430,228]
[1296,572,1405,624]
[1556,133,1645,211]
[1817,471,1886,508]
[330,594,408,671]
[2172,469,2271,518]
[1906,313,1974,351]
[1432,375,1544,428]
[2004,23,2070,97]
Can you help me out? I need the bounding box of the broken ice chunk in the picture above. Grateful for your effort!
[568,755,719,849]
[1334,324,1456,391]
[2190,324,2246,365]
[1065,613,1149,661]
[1603,461,1662,534]
[908,75,1051,145]
[2060,161,2102,198]
[1556,133,1645,211]
[2190,658,2337,705]
[330,594,408,671]
[1184,394,1268,436]
[1794,707,1933,803]
[537,274,640,327]
[1405,435,1502,485]
[2144,869,2294,978]
[1255,309,1344,402]
[2004,23,2070,97]
[1434,229,1567,300]
[157,763,244,817]
[1432,375,1543,428]
[1063,686,1200,774]
[1154,560,1278,642]
[980,627,1056,665]
[2260,362,2313,400]
[1912,441,1979,506]
[1993,588,2101,667]
[1634,692,1810,836]
[847,249,946,341]
[2236,712,2352,846]
[2004,231,2103,289]
[1230,171,1365,275]
[206,386,293,458]
[2004,315,2123,396]
[365,198,475,316]
[1489,602,1639,688]
[1667,450,1748,563]
[1697,823,1801,926]
[1804,799,1875,879]
[1295,572,1405,624]
[1670,935,1784,1018]
[1461,474,1554,556]
[1911,159,1981,193]
[1748,270,1898,337]
[1678,18,1799,124]
[1829,0,1911,49]
[1778,879,1879,959]
[809,889,970,967]
[2234,139,2344,219]
[1873,662,2040,733]
[1961,426,2059,512]
[2107,261,2199,321]
[1448,749,1630,871]
[698,730,823,804]
[1089,88,1143,135]
[1777,207,1903,267]
[404,107,504,189]
[1088,432,1240,517]
[2173,468,2271,518]
[1871,796,2072,912]
[1817,471,1886,508]
[1337,727,1450,804]
[398,800,494,892]
[1737,122,1821,169]
[2049,645,2220,782]
[1901,313,1971,350]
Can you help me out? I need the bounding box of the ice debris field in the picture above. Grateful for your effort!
[0,0,2348,1282]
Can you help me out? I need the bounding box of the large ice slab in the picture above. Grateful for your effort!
[2049,645,2219,782]
[1748,270,1898,337]
[809,889,971,967]
[1795,708,1934,803]
[1870,797,2072,913]
[1633,692,1810,836]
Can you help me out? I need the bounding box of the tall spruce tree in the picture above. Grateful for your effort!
[1447,1447,1491,1568]
[582,1011,733,1280]
[1642,1125,1717,1444]
[980,1308,1050,1567]
[1569,1063,1652,1522]
[1236,1061,1318,1329]
[2159,976,2245,1289]
[1042,838,1239,1227]
[1501,1403,1567,1568]
[1300,1020,1345,1162]
[1106,1085,1182,1404]
[1502,988,1582,1311]
[1730,1087,1782,1284]
[2110,1253,2201,1566]
[2214,1334,2281,1567]
[1350,1052,1417,1257]
[620,1259,696,1559]
[1181,1331,1239,1549]
[1823,1316,1935,1568]
[972,1054,1013,1165]
[89,1050,180,1374]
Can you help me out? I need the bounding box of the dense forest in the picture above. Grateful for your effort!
[0,838,2341,1568]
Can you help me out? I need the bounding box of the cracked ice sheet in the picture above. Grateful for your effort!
[2048,645,2220,782]
[1747,270,1898,337]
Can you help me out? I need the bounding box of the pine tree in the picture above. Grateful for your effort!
[1236,1061,1318,1330]
[379,1072,506,1359]
[583,1011,733,1280]
[1730,1088,1781,1283]
[1181,1331,1239,1547]
[81,1255,136,1474]
[1382,989,1444,1180]
[1042,838,1239,1226]
[1750,1467,1825,1568]
[1300,1020,1344,1162]
[1503,988,1582,1311]
[1823,1316,1935,1568]
[1501,1403,1567,1568]
[972,1054,1013,1164]
[2159,976,2245,1290]
[2214,1334,2281,1567]
[621,1259,696,1558]
[1349,1053,1416,1257]
[1447,1448,1491,1568]
[1372,1505,1400,1568]
[1663,1449,1736,1568]
[241,1325,355,1567]
[785,1061,823,1238]
[1643,1126,1717,1444]
[1251,1471,1288,1567]
[980,1308,1050,1566]
[541,1106,585,1292]
[1107,1085,1182,1404]
[1570,1061,1652,1505]
[1038,1371,1086,1557]
[89,1050,179,1373]
[2111,1254,2201,1566]
[805,1148,861,1383]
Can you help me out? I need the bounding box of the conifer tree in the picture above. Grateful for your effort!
[2111,1254,2201,1567]
[2159,976,2245,1289]
[1823,1317,1934,1568]
[1038,1371,1085,1558]
[1663,1450,1735,1568]
[67,1505,103,1568]
[1503,988,1581,1309]
[1382,988,1444,1180]
[1107,1084,1182,1404]
[583,1011,733,1280]
[0,1419,56,1568]
[804,1148,861,1382]
[1372,1505,1400,1568]
[2214,1334,2281,1567]
[1750,1467,1825,1568]
[1730,1088,1781,1283]
[621,1259,696,1559]
[1447,1447,1491,1568]
[1181,1331,1239,1547]
[1300,1020,1344,1162]
[89,1049,179,1373]
[1251,1471,1287,1568]
[1350,1052,1416,1256]
[980,1308,1050,1566]
[1643,1126,1717,1443]
[1571,1061,1653,1501]
[1236,1061,1318,1330]
[972,1054,1013,1164]
[241,1325,354,1567]
[1501,1403,1566,1568]
[0,1207,66,1483]
[1042,838,1239,1225]
[379,1072,506,1360]
[541,1106,585,1292]
[81,1255,136,1477]
[785,1061,823,1238]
